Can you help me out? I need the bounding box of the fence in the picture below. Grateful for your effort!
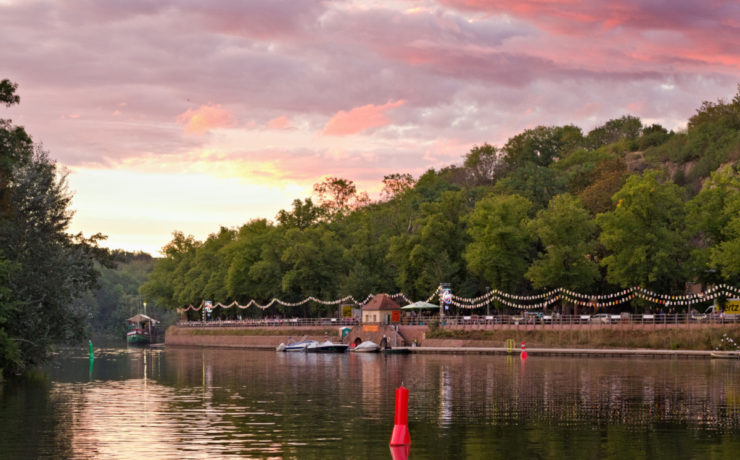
[178,313,740,328]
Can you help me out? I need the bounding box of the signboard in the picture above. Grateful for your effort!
[726,299,740,314]
[442,289,453,305]
[363,325,379,332]
[342,305,353,318]
[392,310,400,322]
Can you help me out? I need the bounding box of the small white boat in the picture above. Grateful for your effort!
[307,340,349,353]
[710,351,740,359]
[351,340,380,353]
[279,340,319,352]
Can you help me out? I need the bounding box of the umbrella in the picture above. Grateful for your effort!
[401,301,440,310]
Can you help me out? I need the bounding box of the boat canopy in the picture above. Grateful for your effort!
[126,313,159,324]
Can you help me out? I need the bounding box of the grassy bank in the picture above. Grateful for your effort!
[426,325,740,351]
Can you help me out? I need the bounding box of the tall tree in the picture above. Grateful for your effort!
[526,194,600,291]
[464,194,535,293]
[313,177,369,220]
[0,80,104,374]
[596,171,688,292]
[685,166,740,283]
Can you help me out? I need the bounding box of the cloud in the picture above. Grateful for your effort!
[267,115,291,130]
[177,104,234,135]
[323,100,406,136]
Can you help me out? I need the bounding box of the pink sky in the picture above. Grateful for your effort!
[1,0,739,255]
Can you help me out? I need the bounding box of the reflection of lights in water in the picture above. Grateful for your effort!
[438,365,452,425]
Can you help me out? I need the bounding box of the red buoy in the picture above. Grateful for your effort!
[390,386,411,446]
[520,341,528,360]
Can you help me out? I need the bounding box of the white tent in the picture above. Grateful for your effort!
[401,301,440,310]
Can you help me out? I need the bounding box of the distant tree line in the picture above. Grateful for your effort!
[142,87,740,319]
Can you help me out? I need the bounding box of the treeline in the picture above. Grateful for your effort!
[1,80,106,375]
[78,251,177,339]
[143,88,740,318]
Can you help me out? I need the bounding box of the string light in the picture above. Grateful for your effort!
[181,284,739,312]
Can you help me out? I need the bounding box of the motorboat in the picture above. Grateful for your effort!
[278,340,319,352]
[307,340,349,353]
[351,340,380,353]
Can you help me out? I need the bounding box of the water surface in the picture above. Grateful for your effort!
[1,347,740,459]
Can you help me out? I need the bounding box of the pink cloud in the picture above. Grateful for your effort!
[323,100,406,136]
[267,115,291,130]
[177,104,234,135]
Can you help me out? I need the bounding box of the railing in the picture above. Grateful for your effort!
[178,317,360,328]
[178,313,740,328]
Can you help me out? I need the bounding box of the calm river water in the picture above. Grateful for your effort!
[1,347,740,459]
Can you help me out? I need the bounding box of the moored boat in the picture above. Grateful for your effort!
[280,340,320,352]
[710,351,740,359]
[126,313,159,346]
[351,340,380,353]
[307,340,349,353]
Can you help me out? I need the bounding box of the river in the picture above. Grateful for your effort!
[1,347,739,459]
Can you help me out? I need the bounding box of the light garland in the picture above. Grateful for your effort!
[180,284,740,312]
[182,292,417,312]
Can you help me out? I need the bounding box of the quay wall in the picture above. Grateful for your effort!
[165,323,740,353]
[165,325,429,348]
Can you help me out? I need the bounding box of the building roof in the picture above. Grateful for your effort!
[362,293,401,311]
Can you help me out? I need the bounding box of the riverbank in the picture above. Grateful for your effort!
[165,323,740,356]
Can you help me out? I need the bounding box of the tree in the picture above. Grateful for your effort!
[586,115,642,150]
[313,177,369,219]
[503,125,583,169]
[381,173,415,201]
[393,191,471,298]
[280,226,346,315]
[0,148,103,374]
[276,198,323,229]
[495,163,566,209]
[463,143,502,186]
[464,194,535,293]
[224,219,283,304]
[577,158,628,215]
[526,194,600,291]
[596,171,688,292]
[0,80,104,374]
[684,166,740,281]
[141,231,200,309]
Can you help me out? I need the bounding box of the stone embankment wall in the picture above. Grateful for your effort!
[165,325,431,348]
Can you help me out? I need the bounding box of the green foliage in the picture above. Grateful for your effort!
[526,194,600,290]
[387,191,472,299]
[276,198,323,229]
[577,158,628,215]
[638,124,671,150]
[586,115,642,150]
[464,194,535,292]
[463,143,502,186]
[495,162,566,209]
[596,171,689,291]
[138,85,740,321]
[503,125,583,170]
[0,80,105,374]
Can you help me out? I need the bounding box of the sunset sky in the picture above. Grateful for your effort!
[2,0,739,255]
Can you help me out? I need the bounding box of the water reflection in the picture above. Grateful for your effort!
[1,349,740,459]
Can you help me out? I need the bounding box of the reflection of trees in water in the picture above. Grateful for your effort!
[0,374,75,458]
[419,356,740,431]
